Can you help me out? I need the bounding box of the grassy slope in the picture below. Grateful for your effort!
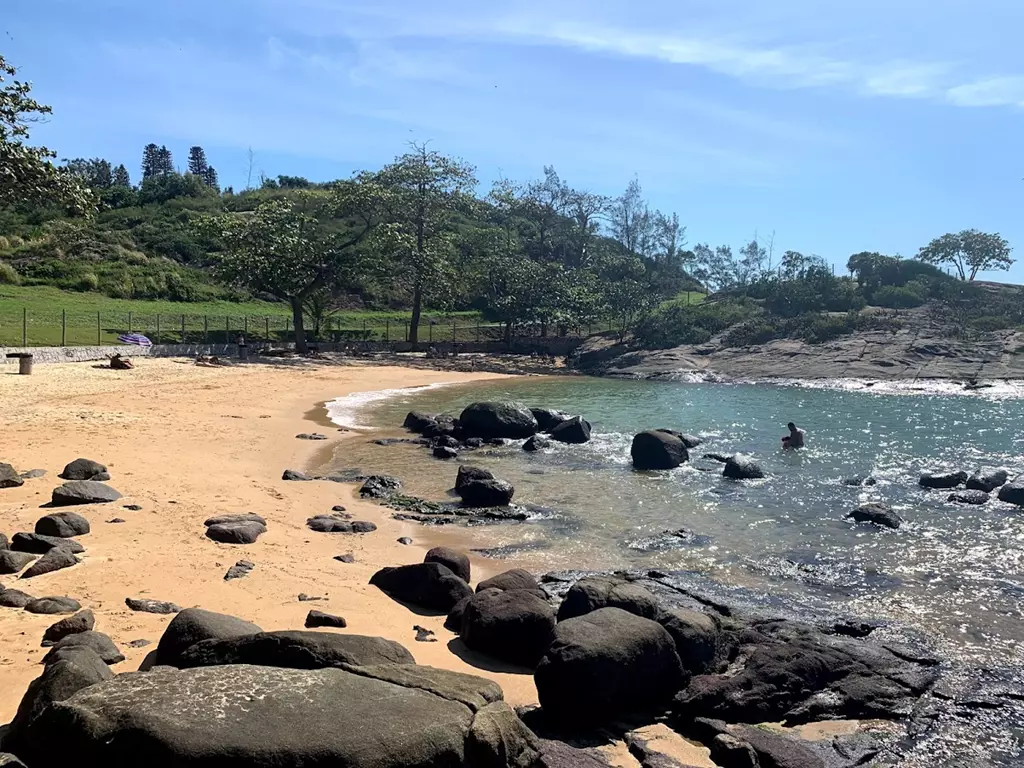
[0,285,483,346]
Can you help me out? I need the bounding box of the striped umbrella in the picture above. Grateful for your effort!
[117,333,152,348]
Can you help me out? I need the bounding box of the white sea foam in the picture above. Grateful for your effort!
[325,382,455,429]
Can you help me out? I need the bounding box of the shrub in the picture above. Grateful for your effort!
[75,271,100,292]
[634,299,758,348]
[0,261,20,285]
[873,285,925,309]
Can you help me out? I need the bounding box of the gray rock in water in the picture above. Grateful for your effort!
[359,474,403,499]
[919,470,968,489]
[2,646,112,757]
[43,631,124,665]
[34,511,91,538]
[304,611,347,629]
[460,401,539,439]
[0,588,33,608]
[998,475,1024,506]
[126,598,181,615]
[58,458,108,481]
[19,663,540,767]
[530,407,571,432]
[155,607,263,666]
[403,410,438,434]
[41,609,95,647]
[522,435,551,452]
[847,502,903,529]
[176,630,414,670]
[631,430,688,470]
[224,560,255,581]
[433,445,459,460]
[723,454,765,479]
[281,469,311,481]
[842,474,877,487]
[0,462,24,488]
[536,607,685,725]
[425,547,471,583]
[24,596,81,615]
[0,550,36,575]
[51,481,122,506]
[458,478,515,508]
[557,575,660,622]
[21,548,79,579]
[455,465,493,491]
[203,513,266,527]
[967,468,1010,493]
[948,489,990,505]
[205,520,266,544]
[549,416,592,445]
[371,562,473,612]
[10,532,84,555]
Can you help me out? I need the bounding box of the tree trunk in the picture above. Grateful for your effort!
[290,296,308,353]
[409,284,422,344]
[504,321,512,346]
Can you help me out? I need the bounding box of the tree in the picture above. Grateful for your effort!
[202,165,219,191]
[610,177,649,256]
[141,144,160,179]
[187,146,209,177]
[376,143,477,343]
[917,230,1014,281]
[156,145,174,175]
[692,243,737,293]
[0,54,91,213]
[738,235,768,285]
[204,182,384,352]
[63,157,113,189]
[112,164,131,187]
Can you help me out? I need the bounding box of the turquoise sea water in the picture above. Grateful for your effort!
[330,376,1024,669]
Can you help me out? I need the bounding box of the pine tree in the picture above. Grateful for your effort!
[156,145,174,175]
[202,165,220,191]
[113,164,131,187]
[141,143,160,179]
[187,145,208,176]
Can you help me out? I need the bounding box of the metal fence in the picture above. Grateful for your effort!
[0,307,608,348]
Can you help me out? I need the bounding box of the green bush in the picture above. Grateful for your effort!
[633,299,757,348]
[0,260,21,285]
[75,271,99,292]
[872,285,926,309]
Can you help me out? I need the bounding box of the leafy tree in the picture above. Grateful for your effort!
[112,164,131,187]
[202,165,219,191]
[376,143,477,343]
[692,243,737,292]
[917,229,1014,281]
[204,183,384,352]
[138,172,212,205]
[738,236,768,285]
[187,146,209,177]
[0,54,91,213]
[64,157,113,189]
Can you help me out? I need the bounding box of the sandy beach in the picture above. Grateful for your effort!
[0,357,535,723]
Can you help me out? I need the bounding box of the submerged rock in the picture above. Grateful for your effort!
[631,430,688,470]
[998,476,1024,506]
[458,478,515,508]
[919,470,968,489]
[967,468,1009,493]
[549,416,592,444]
[948,489,990,505]
[530,407,571,432]
[455,465,494,490]
[842,474,877,487]
[523,435,551,452]
[847,502,903,529]
[359,474,403,499]
[459,401,539,439]
[723,454,765,480]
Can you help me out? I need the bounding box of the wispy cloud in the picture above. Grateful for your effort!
[946,76,1024,108]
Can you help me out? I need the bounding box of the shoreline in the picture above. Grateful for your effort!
[0,358,533,723]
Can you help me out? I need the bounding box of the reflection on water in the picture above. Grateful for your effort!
[327,376,1024,668]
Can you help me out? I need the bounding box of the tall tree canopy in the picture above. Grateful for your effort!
[0,54,90,213]
[187,146,209,177]
[917,230,1014,281]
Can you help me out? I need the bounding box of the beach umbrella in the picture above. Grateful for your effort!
[117,332,152,348]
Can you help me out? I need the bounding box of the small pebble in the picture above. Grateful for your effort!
[331,505,347,512]
[123,504,142,511]
[414,625,437,642]
[127,639,152,648]
[334,553,356,563]
[297,593,326,602]
[397,537,413,546]
[107,518,126,524]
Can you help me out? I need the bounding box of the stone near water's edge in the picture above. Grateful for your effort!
[997,476,1024,506]
[458,478,515,508]
[523,435,551,452]
[460,589,556,667]
[476,569,541,594]
[723,454,765,480]
[281,469,311,481]
[459,401,539,439]
[306,515,376,534]
[456,465,493,491]
[557,575,661,622]
[371,562,473,612]
[359,474,403,499]
[424,546,471,583]
[631,430,688,470]
[966,468,1009,493]
[919,470,968,489]
[948,489,990,505]
[530,407,571,432]
[548,416,592,444]
[846,502,902,529]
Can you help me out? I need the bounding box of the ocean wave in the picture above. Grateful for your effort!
[325,382,455,429]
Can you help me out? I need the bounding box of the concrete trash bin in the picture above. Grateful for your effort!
[6,352,33,374]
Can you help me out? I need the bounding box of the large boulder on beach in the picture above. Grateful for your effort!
[176,630,415,670]
[43,631,125,666]
[24,596,81,615]
[11,532,84,555]
[549,416,592,444]
[459,402,539,439]
[631,430,688,470]
[21,547,79,579]
[16,663,540,768]
[0,462,24,488]
[998,476,1024,506]
[58,458,108,481]
[458,478,515,507]
[723,454,765,480]
[425,547,471,583]
[0,588,34,608]
[2,646,113,757]
[0,532,7,550]
[919,470,968,489]
[51,480,122,506]
[0,550,36,575]
[460,589,556,667]
[846,502,902,529]
[35,511,90,538]
[205,520,266,544]
[530,407,571,432]
[155,608,263,667]
[456,465,494,491]
[535,607,685,725]
[371,562,473,612]
[967,468,1009,493]
[476,569,541,595]
[41,609,95,646]
[657,608,721,675]
[557,575,660,622]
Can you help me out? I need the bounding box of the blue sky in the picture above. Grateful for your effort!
[6,0,1024,279]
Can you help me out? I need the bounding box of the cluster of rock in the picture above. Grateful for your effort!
[918,466,1024,506]
[628,429,771,481]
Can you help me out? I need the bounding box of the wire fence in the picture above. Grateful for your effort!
[0,307,611,348]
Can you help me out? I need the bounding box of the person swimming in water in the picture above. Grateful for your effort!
[781,422,805,449]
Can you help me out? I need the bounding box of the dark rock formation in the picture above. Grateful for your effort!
[50,481,122,506]
[43,631,124,665]
[126,598,181,614]
[966,468,1009,493]
[433,445,459,460]
[0,550,36,575]
[58,458,108,481]
[282,469,311,481]
[155,607,263,666]
[846,502,902,529]
[41,609,95,647]
[21,548,79,579]
[460,589,556,667]
[359,474,403,499]
[919,470,968,489]
[0,588,33,608]
[425,546,471,583]
[305,610,347,629]
[458,478,515,507]
[0,462,24,489]
[842,474,877,487]
[723,455,765,480]
[203,513,266,527]
[477,569,541,594]
[205,520,266,544]
[530,408,571,432]
[306,515,376,534]
[656,608,720,675]
[34,511,90,538]
[948,489,990,505]
[459,401,539,439]
[549,416,592,444]
[370,562,473,612]
[456,465,494,490]
[176,630,414,670]
[997,476,1024,506]
[11,532,84,554]
[523,435,551,452]
[24,596,81,615]
[557,575,661,622]
[631,430,688,470]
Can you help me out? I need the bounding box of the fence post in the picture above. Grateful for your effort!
[181,314,185,344]
[265,316,270,342]
[156,314,160,345]
[204,315,209,344]
[405,322,409,342]
[452,318,456,342]
[128,311,132,334]
[61,309,66,347]
[97,311,101,345]
[244,316,248,337]
[22,308,27,346]
[285,317,290,338]
[429,322,433,343]
[385,319,389,342]
[226,316,230,344]
[476,321,480,342]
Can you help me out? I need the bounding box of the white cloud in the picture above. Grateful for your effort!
[946,76,1024,108]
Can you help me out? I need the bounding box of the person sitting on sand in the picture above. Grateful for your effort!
[781,422,806,449]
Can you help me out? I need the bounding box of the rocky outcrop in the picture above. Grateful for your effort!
[846,502,903,529]
[967,467,1009,492]
[175,630,414,670]
[723,454,765,480]
[548,417,591,444]
[17,663,541,767]
[425,547,471,583]
[41,609,95,647]
[657,607,720,675]
[460,589,556,667]
[456,465,494,490]
[476,569,541,594]
[557,575,660,621]
[359,474,403,499]
[155,608,263,667]
[370,562,473,612]
[948,489,990,505]
[305,610,347,629]
[58,458,108,481]
[50,481,121,506]
[998,476,1024,505]
[530,408,571,432]
[42,631,124,665]
[919,470,968,489]
[631,430,688,470]
[0,462,24,489]
[34,511,90,538]
[459,401,539,439]
[458,478,515,507]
